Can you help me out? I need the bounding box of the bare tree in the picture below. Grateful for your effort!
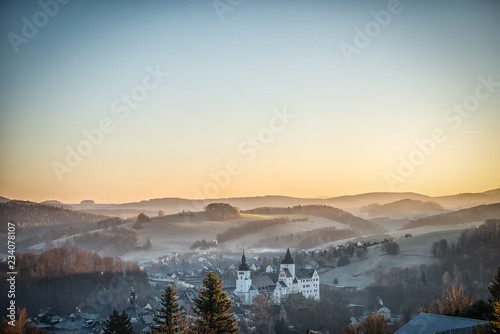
[424,284,471,315]
[250,295,270,323]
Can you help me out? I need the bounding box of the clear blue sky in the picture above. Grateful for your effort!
[1,0,499,203]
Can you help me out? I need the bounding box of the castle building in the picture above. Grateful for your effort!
[234,248,320,305]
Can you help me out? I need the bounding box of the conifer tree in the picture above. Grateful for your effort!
[192,272,238,334]
[489,267,500,301]
[103,309,134,334]
[152,284,182,333]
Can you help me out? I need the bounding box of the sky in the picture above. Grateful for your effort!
[1,0,499,203]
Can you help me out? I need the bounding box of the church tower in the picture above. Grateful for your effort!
[235,251,255,304]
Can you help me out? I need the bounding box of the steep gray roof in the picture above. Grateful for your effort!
[395,313,489,334]
[267,273,279,284]
[252,273,275,288]
[296,269,315,279]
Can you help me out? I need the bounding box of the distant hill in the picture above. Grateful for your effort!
[68,193,437,218]
[0,196,10,203]
[325,192,432,207]
[484,188,500,195]
[26,188,500,218]
[0,200,107,229]
[403,202,500,229]
[245,205,384,235]
[432,188,500,209]
[362,199,445,217]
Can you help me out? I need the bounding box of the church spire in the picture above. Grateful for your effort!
[282,248,294,264]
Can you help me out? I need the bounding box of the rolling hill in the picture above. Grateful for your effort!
[403,202,500,229]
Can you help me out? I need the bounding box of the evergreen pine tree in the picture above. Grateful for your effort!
[103,309,134,334]
[152,284,182,333]
[192,272,238,334]
[488,267,500,301]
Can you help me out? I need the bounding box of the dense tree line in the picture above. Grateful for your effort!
[216,217,290,243]
[403,203,500,229]
[97,217,124,229]
[204,203,240,221]
[245,205,383,234]
[431,219,500,290]
[255,226,358,249]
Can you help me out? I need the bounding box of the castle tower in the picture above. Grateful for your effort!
[280,248,295,277]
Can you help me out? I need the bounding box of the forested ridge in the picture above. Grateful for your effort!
[0,200,107,229]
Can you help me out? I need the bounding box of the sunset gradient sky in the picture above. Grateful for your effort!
[1,0,499,203]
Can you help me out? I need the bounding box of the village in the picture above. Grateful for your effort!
[27,237,407,333]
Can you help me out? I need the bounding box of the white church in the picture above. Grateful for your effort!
[234,248,320,305]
